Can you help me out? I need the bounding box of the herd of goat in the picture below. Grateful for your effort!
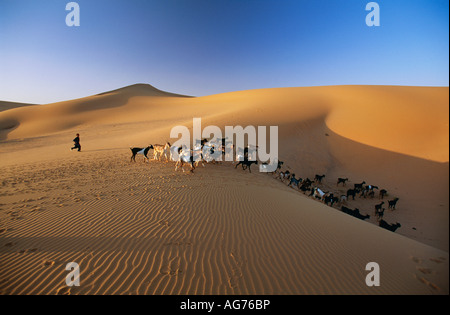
[275,170,401,232]
[130,140,402,233]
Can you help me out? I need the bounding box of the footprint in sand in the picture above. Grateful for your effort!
[411,255,445,292]
[159,220,171,227]
[417,267,433,275]
[56,286,71,295]
[159,265,182,276]
[43,260,55,267]
[4,242,15,247]
[410,256,422,264]
[164,240,192,247]
[414,274,440,291]
[429,257,446,264]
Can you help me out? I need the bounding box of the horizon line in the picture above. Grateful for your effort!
[1,83,449,105]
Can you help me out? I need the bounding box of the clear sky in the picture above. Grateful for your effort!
[0,0,448,104]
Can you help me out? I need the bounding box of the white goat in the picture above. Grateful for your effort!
[153,142,171,161]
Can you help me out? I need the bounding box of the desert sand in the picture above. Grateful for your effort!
[0,101,35,113]
[0,84,448,295]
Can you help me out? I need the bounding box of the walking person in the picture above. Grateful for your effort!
[71,133,81,152]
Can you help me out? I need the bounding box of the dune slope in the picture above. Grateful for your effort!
[0,152,447,295]
[0,84,448,295]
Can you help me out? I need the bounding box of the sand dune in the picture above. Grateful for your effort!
[0,84,448,295]
[0,101,36,113]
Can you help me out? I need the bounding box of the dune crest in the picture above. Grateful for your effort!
[95,83,193,98]
[0,101,36,113]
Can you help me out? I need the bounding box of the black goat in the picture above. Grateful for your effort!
[289,174,302,188]
[379,220,401,232]
[130,145,153,162]
[299,178,313,192]
[235,160,258,173]
[315,174,326,183]
[324,194,339,207]
[354,181,366,192]
[379,189,387,199]
[374,202,385,220]
[388,198,399,210]
[346,189,357,200]
[337,178,348,186]
[359,187,369,198]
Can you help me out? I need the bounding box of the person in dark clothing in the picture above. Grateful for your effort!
[71,133,81,151]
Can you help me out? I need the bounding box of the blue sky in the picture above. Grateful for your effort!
[0,0,448,104]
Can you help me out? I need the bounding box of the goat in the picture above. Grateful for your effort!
[261,160,284,174]
[315,174,326,184]
[278,170,291,182]
[359,187,369,198]
[153,142,171,161]
[375,201,384,212]
[379,220,401,232]
[346,189,357,200]
[270,160,284,174]
[313,187,326,200]
[323,193,332,206]
[243,145,258,161]
[299,179,313,192]
[192,144,206,168]
[353,181,366,192]
[130,145,153,162]
[289,174,302,189]
[235,159,258,173]
[360,184,378,198]
[324,193,339,207]
[374,202,385,220]
[388,198,399,210]
[202,142,221,163]
[337,178,348,186]
[379,189,387,199]
[174,147,195,173]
